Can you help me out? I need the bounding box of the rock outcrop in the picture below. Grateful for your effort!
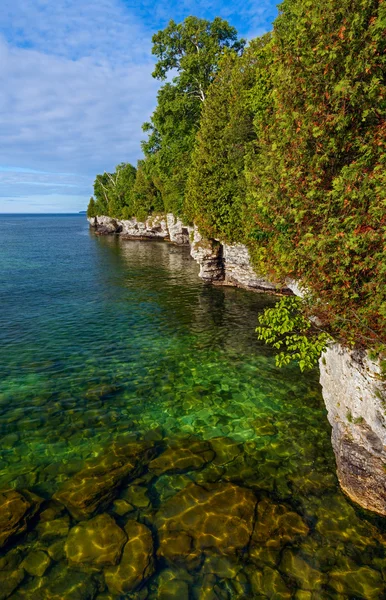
[0,489,43,549]
[319,344,386,516]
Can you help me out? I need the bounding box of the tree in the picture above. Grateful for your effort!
[142,17,246,216]
[185,37,270,242]
[131,159,164,221]
[87,197,96,218]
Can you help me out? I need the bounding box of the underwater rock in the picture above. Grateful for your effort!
[16,564,101,599]
[0,568,25,600]
[53,441,156,520]
[104,520,154,595]
[111,499,134,516]
[36,515,70,542]
[250,497,309,553]
[121,484,150,508]
[0,489,43,549]
[280,550,325,592]
[155,482,257,559]
[21,550,51,577]
[209,437,243,466]
[65,514,127,567]
[249,566,291,599]
[328,563,384,598]
[149,439,215,476]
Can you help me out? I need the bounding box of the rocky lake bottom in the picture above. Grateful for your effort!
[0,214,386,599]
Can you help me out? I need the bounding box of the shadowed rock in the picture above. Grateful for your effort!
[53,441,156,520]
[0,489,43,549]
[251,497,309,553]
[149,439,215,476]
[155,482,257,561]
[65,514,127,567]
[105,520,154,595]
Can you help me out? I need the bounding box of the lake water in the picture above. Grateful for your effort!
[0,214,385,599]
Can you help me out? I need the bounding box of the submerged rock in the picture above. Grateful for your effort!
[155,482,257,561]
[104,520,154,595]
[251,497,309,552]
[21,550,51,577]
[16,564,101,600]
[0,568,25,600]
[0,489,43,549]
[53,441,156,520]
[149,439,215,476]
[65,514,127,567]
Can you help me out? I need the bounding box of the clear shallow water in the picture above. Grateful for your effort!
[0,214,385,599]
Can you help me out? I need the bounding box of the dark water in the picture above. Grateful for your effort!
[0,214,385,599]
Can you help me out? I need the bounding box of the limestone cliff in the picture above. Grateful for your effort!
[320,345,386,515]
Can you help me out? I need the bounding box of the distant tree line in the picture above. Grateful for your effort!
[88,0,386,356]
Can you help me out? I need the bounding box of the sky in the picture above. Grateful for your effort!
[0,0,279,213]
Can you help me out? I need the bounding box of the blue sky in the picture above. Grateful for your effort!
[0,0,279,213]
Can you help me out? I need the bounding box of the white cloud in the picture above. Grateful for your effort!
[0,0,278,211]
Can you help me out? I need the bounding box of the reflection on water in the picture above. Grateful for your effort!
[0,215,385,599]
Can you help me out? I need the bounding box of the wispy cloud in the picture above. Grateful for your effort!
[0,0,278,212]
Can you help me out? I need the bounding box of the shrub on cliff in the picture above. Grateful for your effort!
[246,0,386,348]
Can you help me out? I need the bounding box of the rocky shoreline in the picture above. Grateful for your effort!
[89,214,386,518]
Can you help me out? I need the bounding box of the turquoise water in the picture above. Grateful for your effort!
[0,214,385,599]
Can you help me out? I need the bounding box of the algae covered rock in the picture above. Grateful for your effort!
[155,482,256,560]
[65,514,126,567]
[104,520,154,595]
[21,550,51,577]
[0,568,25,600]
[16,564,101,600]
[149,439,215,476]
[53,441,156,520]
[249,566,291,599]
[0,489,43,549]
[251,497,309,553]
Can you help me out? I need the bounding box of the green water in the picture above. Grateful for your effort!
[0,215,385,599]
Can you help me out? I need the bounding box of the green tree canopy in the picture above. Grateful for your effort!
[142,16,245,216]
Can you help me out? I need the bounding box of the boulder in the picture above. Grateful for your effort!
[250,497,309,553]
[149,439,215,476]
[0,489,43,549]
[53,441,156,520]
[105,520,154,595]
[0,568,25,600]
[155,482,257,561]
[65,514,126,567]
[21,550,51,577]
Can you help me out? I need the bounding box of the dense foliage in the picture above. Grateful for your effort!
[88,2,386,359]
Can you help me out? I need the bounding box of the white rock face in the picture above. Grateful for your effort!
[166,214,193,245]
[120,215,169,239]
[189,226,224,281]
[223,244,282,292]
[320,344,386,515]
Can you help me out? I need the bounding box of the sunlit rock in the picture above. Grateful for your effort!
[21,550,51,577]
[0,489,43,549]
[156,482,257,559]
[280,550,325,592]
[249,566,291,599]
[104,520,154,595]
[53,441,156,520]
[149,439,215,476]
[0,568,25,600]
[121,484,150,508]
[250,498,309,553]
[65,514,126,567]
